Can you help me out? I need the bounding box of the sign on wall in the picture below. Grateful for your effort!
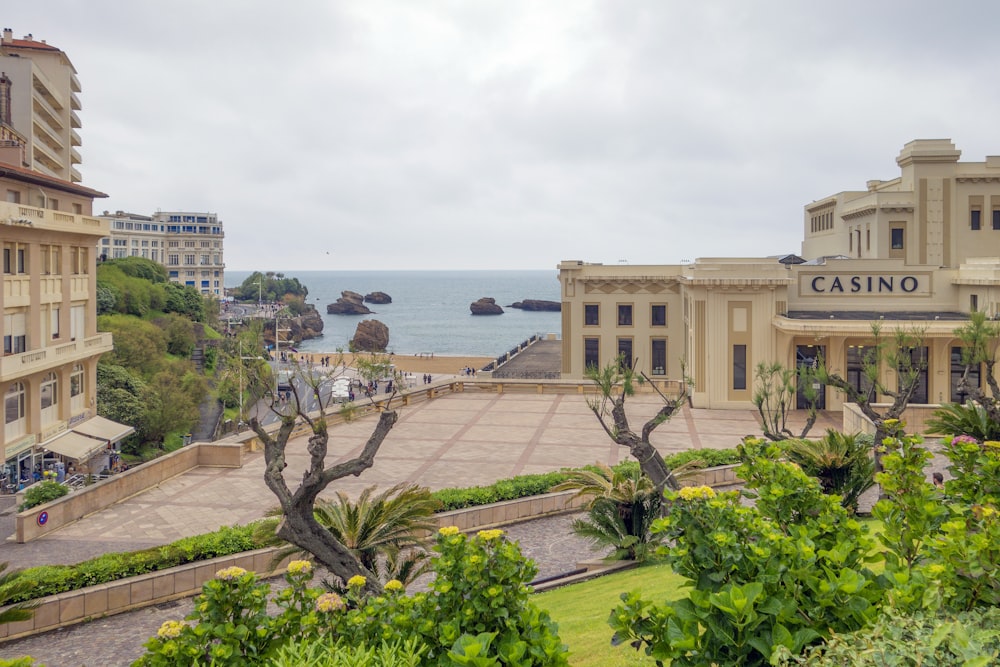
[801,273,929,296]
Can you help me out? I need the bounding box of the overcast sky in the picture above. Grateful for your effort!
[6,1,1000,272]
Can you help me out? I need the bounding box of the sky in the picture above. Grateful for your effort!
[6,1,1000,272]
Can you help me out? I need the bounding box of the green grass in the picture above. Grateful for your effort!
[535,562,687,667]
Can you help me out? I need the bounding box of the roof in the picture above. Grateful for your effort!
[0,160,107,198]
[6,38,60,52]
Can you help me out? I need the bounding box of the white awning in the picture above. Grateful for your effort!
[42,430,106,462]
[72,416,135,444]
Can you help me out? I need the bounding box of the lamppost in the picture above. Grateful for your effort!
[252,277,262,311]
[274,308,291,397]
[237,340,261,426]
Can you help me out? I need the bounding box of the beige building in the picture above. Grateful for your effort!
[0,29,83,183]
[559,139,1000,411]
[1,162,129,485]
[99,210,226,297]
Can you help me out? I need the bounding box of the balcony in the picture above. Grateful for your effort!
[31,70,65,111]
[70,129,81,147]
[0,201,108,238]
[71,147,81,165]
[32,92,65,132]
[0,333,112,383]
[70,109,81,129]
[70,91,81,111]
[70,72,82,94]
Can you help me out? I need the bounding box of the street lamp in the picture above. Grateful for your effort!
[252,278,262,310]
[238,340,262,426]
[274,308,291,397]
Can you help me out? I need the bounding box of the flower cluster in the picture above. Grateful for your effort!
[215,566,248,581]
[347,575,367,588]
[950,434,981,446]
[315,592,345,613]
[438,525,460,536]
[677,485,716,500]
[286,560,312,575]
[477,529,504,541]
[384,579,404,592]
[156,620,185,639]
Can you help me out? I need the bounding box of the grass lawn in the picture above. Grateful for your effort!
[534,562,687,667]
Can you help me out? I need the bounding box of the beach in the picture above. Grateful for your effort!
[296,351,494,376]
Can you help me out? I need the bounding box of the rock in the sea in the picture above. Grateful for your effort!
[509,299,561,312]
[327,291,372,315]
[470,297,504,315]
[364,291,392,305]
[351,319,390,352]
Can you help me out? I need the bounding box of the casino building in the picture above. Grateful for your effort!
[558,139,1000,411]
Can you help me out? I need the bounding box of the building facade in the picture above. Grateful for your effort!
[559,139,1000,411]
[0,29,83,183]
[1,163,121,484]
[98,210,226,297]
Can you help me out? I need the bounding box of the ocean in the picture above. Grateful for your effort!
[225,270,562,358]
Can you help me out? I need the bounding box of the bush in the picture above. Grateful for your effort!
[136,530,569,666]
[774,607,1000,666]
[19,480,69,511]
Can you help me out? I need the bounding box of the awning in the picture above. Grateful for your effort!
[72,416,135,444]
[42,430,107,462]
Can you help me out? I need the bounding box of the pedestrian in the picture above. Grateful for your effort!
[933,472,945,489]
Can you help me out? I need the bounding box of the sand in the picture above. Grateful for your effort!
[294,351,494,376]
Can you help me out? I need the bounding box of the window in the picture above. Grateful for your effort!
[993,210,1000,231]
[972,209,982,230]
[951,347,981,403]
[898,347,929,404]
[51,306,60,339]
[584,338,599,369]
[5,382,25,440]
[890,228,904,249]
[617,338,633,370]
[733,345,747,390]
[70,305,85,341]
[72,203,82,214]
[847,346,875,398]
[971,294,979,312]
[3,313,26,354]
[6,190,20,203]
[168,254,179,266]
[184,254,195,265]
[584,304,599,326]
[40,372,58,422]
[617,304,633,326]
[651,304,666,326]
[651,339,667,375]
[71,363,85,412]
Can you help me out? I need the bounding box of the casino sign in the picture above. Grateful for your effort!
[802,273,927,296]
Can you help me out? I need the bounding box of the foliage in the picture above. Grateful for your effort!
[0,562,36,625]
[270,637,425,667]
[139,364,206,443]
[19,481,69,511]
[162,282,206,322]
[554,462,663,561]
[774,607,1000,666]
[255,483,441,586]
[96,283,119,315]
[7,524,263,604]
[158,313,197,357]
[951,311,1000,425]
[431,472,571,511]
[107,256,169,283]
[136,529,568,666]
[779,429,876,512]
[608,438,884,666]
[99,314,168,377]
[752,361,818,440]
[927,402,1000,442]
[233,271,308,303]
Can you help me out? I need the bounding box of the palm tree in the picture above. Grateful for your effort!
[780,429,876,513]
[256,483,441,585]
[553,462,664,561]
[926,403,1000,442]
[0,562,36,624]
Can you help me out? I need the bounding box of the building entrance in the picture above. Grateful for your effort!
[796,345,826,410]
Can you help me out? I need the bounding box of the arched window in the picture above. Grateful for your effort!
[40,372,58,423]
[5,382,25,440]
[70,364,85,413]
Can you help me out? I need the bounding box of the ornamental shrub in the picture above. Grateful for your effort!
[19,480,69,511]
[609,438,883,667]
[136,529,569,666]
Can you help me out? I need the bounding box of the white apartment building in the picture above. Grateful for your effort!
[98,210,226,297]
[0,28,83,183]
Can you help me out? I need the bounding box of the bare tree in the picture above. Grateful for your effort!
[249,353,399,596]
[813,322,927,466]
[586,357,689,495]
[752,361,819,441]
[953,310,1000,421]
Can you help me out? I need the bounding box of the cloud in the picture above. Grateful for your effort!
[7,0,1000,271]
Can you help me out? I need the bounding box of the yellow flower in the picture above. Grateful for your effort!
[156,620,185,639]
[477,529,504,541]
[384,579,404,592]
[677,485,716,500]
[347,574,367,588]
[438,526,460,536]
[286,560,312,575]
[215,566,248,581]
[315,592,345,613]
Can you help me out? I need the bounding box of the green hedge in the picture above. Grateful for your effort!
[5,450,741,604]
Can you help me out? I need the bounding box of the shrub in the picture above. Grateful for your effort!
[136,530,569,666]
[926,402,1000,442]
[774,607,1000,666]
[779,429,876,513]
[19,481,69,511]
